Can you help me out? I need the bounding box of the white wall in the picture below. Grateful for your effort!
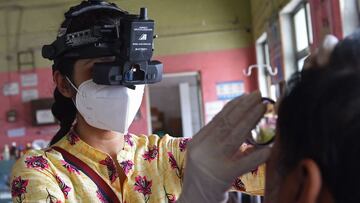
[190,85,202,134]
[340,0,360,37]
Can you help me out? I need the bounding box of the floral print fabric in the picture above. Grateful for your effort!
[11,131,264,202]
[11,176,29,203]
[24,156,49,170]
[10,132,189,202]
[134,176,152,203]
[99,157,119,183]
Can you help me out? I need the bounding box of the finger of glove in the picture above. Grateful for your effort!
[229,147,271,178]
[219,91,262,127]
[210,91,262,142]
[220,103,266,157]
[190,91,260,147]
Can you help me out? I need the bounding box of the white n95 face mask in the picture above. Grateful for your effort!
[66,78,144,133]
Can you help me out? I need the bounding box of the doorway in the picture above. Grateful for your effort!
[148,72,204,138]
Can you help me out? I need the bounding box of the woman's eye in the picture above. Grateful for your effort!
[100,56,116,62]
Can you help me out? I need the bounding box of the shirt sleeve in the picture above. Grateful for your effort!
[230,164,266,196]
[10,151,66,203]
[152,134,265,196]
[157,135,266,196]
[155,135,191,181]
[229,143,266,196]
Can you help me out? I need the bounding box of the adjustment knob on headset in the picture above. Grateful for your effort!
[42,45,56,60]
[140,8,148,20]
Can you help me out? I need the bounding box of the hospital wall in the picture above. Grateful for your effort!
[250,0,343,86]
[251,0,292,39]
[251,0,342,42]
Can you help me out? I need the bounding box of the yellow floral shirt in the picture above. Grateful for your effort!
[10,130,264,203]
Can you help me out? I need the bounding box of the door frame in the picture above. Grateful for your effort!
[145,71,205,135]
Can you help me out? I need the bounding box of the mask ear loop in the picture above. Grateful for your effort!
[65,76,79,92]
[65,76,79,106]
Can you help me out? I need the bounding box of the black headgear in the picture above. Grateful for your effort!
[42,0,163,87]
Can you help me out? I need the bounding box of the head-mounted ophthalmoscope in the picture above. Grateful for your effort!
[42,0,163,87]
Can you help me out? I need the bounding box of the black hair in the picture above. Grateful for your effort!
[329,29,360,70]
[50,8,123,145]
[276,30,360,202]
[50,58,77,145]
[277,67,360,203]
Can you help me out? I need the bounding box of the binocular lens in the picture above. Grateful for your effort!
[248,98,277,146]
[125,64,145,81]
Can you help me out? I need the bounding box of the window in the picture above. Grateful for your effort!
[340,0,360,37]
[257,39,272,98]
[261,41,270,66]
[259,39,279,100]
[292,2,313,71]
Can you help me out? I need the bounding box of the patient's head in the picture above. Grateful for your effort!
[265,68,360,203]
[330,29,360,71]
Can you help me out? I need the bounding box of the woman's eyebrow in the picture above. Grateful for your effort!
[83,57,116,68]
[84,59,95,66]
[99,56,116,61]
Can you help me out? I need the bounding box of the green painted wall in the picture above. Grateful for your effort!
[0,0,253,72]
[251,0,290,40]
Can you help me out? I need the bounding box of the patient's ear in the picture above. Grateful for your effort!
[53,70,74,98]
[279,159,325,203]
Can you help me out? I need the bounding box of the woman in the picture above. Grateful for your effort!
[10,1,269,203]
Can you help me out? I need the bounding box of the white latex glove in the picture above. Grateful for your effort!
[303,35,339,69]
[177,91,271,203]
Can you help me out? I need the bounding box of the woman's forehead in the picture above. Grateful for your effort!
[75,56,116,68]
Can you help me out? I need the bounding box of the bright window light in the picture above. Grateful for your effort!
[294,7,309,52]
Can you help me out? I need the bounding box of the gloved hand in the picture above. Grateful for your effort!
[303,35,339,69]
[177,91,271,203]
